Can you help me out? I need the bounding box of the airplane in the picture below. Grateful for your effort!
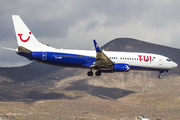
[8,15,178,78]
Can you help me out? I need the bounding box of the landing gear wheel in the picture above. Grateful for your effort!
[158,75,162,78]
[87,71,93,76]
[95,71,101,76]
[158,71,162,78]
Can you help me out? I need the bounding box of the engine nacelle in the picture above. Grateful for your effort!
[113,63,130,72]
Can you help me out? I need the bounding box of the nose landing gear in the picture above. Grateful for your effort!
[158,71,162,78]
[158,74,162,78]
[158,71,168,78]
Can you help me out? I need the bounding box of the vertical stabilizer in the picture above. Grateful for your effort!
[12,15,46,50]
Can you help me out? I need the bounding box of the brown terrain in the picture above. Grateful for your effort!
[0,38,180,120]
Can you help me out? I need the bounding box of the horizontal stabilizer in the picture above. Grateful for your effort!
[2,47,16,51]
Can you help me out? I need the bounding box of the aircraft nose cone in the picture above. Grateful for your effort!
[173,62,178,68]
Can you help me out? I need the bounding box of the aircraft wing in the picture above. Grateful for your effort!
[91,40,114,68]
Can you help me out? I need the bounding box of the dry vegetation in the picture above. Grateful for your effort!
[0,69,179,120]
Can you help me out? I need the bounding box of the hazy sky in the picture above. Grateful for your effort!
[1,0,180,67]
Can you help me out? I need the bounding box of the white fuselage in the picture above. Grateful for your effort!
[28,47,177,71]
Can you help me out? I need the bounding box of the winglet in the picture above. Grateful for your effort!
[93,39,101,52]
[92,39,113,67]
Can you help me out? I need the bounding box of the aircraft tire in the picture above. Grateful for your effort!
[158,75,162,78]
[95,71,101,76]
[87,71,93,76]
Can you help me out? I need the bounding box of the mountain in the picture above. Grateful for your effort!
[0,38,180,119]
[0,62,63,83]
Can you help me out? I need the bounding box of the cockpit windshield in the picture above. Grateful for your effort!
[166,59,171,62]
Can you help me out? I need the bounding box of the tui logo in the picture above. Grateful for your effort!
[18,32,31,42]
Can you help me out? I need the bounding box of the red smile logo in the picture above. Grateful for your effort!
[18,32,31,42]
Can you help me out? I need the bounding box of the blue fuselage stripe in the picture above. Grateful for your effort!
[18,51,169,72]
[19,52,96,68]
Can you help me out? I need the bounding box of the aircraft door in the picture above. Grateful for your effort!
[159,57,162,65]
[42,52,47,60]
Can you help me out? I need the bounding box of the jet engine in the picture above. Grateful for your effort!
[112,63,130,72]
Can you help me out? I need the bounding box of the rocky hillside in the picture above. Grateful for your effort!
[0,38,180,119]
[0,62,63,83]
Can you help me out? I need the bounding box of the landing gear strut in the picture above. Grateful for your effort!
[158,72,162,78]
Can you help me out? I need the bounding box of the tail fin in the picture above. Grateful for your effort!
[12,15,46,50]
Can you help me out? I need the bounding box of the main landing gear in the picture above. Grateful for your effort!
[87,70,93,76]
[87,70,101,76]
[95,71,101,76]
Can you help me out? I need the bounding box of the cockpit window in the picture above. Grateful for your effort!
[166,59,171,62]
